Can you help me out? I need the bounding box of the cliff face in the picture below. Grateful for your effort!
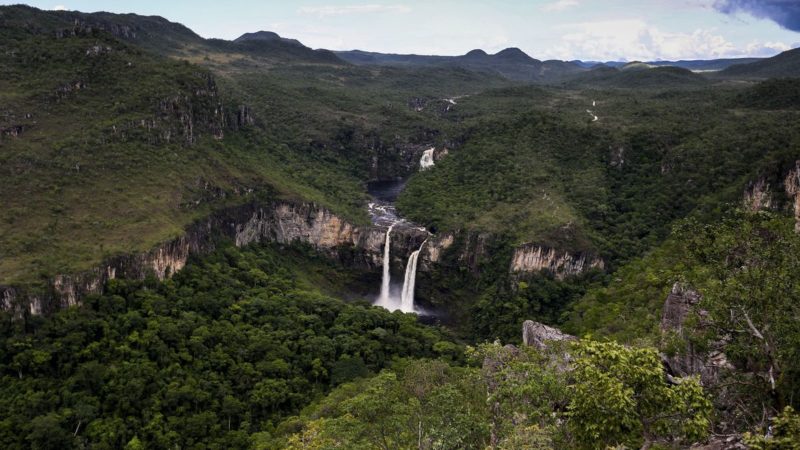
[785,161,800,232]
[743,177,775,212]
[743,160,800,232]
[660,283,731,386]
[0,201,426,316]
[421,233,454,267]
[108,72,252,146]
[510,244,604,279]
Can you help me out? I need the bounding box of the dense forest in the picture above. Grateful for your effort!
[2,4,800,449]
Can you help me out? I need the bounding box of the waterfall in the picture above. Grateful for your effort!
[420,148,435,170]
[376,224,394,307]
[400,240,427,312]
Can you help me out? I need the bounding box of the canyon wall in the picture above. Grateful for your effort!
[785,161,800,232]
[743,160,800,232]
[0,201,427,316]
[510,244,604,279]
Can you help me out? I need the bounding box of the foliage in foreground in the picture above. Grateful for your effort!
[0,244,458,449]
[745,406,800,450]
[567,211,800,436]
[277,340,712,449]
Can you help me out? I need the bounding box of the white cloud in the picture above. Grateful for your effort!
[298,4,411,17]
[51,5,67,10]
[540,19,784,61]
[743,40,790,57]
[540,0,580,12]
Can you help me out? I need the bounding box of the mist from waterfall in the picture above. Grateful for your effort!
[420,148,435,170]
[373,227,426,313]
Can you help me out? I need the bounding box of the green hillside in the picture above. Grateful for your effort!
[0,5,508,286]
[2,4,800,449]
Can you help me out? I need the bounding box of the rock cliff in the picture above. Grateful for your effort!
[108,72,252,146]
[743,177,775,212]
[510,244,604,279]
[742,160,800,232]
[785,161,800,232]
[0,200,426,316]
[660,282,731,386]
[420,232,454,269]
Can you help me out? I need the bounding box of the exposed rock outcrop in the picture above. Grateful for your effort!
[743,177,774,212]
[742,160,800,232]
[90,72,251,146]
[459,232,492,274]
[234,203,389,266]
[510,244,604,279]
[0,200,426,316]
[785,161,800,232]
[689,435,746,450]
[660,282,731,386]
[0,124,25,140]
[660,282,702,334]
[522,320,576,351]
[421,233,454,267]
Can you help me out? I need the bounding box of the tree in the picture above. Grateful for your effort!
[26,413,73,450]
[744,406,800,450]
[568,340,711,449]
[470,342,569,448]
[679,213,800,421]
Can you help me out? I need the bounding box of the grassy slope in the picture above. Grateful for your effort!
[0,14,370,285]
[0,6,512,286]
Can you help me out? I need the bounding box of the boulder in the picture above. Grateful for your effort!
[522,320,576,350]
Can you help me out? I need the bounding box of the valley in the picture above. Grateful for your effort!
[1,3,800,449]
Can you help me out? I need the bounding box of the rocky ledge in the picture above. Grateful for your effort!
[743,159,800,232]
[511,244,604,279]
[0,200,428,316]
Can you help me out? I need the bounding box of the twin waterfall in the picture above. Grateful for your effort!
[371,148,437,313]
[374,225,426,313]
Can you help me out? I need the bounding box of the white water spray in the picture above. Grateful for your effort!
[400,240,427,312]
[420,148,435,170]
[376,224,394,307]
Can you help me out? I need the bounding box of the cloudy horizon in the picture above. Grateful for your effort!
[5,0,800,61]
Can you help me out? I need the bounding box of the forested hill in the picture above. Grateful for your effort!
[718,46,800,78]
[336,47,586,82]
[2,4,800,449]
[0,4,506,290]
[0,5,341,63]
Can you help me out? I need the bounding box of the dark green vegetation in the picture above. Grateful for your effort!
[0,6,362,284]
[0,243,459,449]
[735,78,800,110]
[2,4,800,449]
[399,85,800,264]
[568,213,800,433]
[719,47,800,79]
[0,5,506,286]
[272,341,710,449]
[564,64,709,88]
[397,81,799,344]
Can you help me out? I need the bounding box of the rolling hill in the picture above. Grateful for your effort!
[719,47,800,78]
[336,47,586,82]
[563,64,709,88]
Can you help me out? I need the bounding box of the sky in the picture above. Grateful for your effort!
[5,0,800,61]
